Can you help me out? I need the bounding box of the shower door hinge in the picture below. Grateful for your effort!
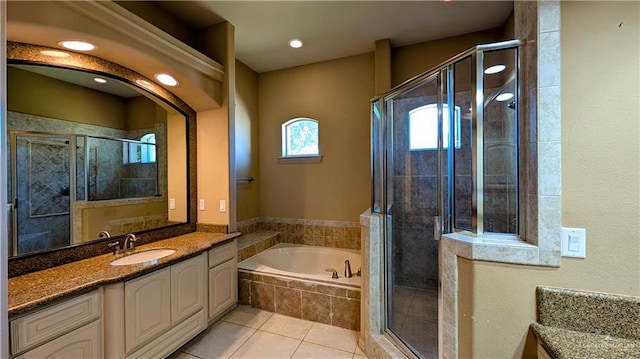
[433,215,442,241]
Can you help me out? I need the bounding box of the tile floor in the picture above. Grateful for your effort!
[390,285,438,358]
[172,305,367,359]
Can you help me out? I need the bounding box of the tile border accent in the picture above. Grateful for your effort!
[237,217,361,250]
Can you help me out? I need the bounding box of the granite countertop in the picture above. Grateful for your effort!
[531,286,640,359]
[531,322,640,359]
[8,231,241,319]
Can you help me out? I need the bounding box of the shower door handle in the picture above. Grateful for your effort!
[433,215,442,241]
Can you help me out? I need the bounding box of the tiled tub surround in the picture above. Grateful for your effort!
[236,217,361,250]
[8,231,240,318]
[238,270,361,331]
[530,286,640,359]
[237,243,362,331]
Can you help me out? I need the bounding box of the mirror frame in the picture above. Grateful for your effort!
[7,41,197,277]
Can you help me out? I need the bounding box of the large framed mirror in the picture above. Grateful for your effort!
[7,42,197,275]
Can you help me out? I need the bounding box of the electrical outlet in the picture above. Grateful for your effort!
[219,200,226,212]
[199,199,205,211]
[169,198,176,210]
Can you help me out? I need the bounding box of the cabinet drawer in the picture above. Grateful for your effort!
[16,319,102,359]
[208,240,236,268]
[11,290,101,355]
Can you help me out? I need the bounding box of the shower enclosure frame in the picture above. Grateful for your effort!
[371,39,521,358]
[9,131,78,256]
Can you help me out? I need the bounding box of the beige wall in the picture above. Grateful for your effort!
[167,112,187,223]
[235,60,260,222]
[125,96,165,130]
[461,2,640,358]
[8,66,128,129]
[391,28,507,87]
[258,53,374,222]
[195,22,234,227]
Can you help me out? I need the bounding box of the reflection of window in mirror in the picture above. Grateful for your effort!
[281,118,319,157]
[409,104,461,151]
[124,133,156,164]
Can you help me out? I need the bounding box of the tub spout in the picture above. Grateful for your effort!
[344,260,353,278]
[325,268,339,279]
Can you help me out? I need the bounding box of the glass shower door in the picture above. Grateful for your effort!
[11,133,73,255]
[385,74,442,358]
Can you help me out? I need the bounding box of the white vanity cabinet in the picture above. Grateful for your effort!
[104,252,207,358]
[124,267,172,353]
[10,290,102,359]
[208,239,238,320]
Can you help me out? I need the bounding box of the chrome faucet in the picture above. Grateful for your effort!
[344,260,353,278]
[124,234,137,251]
[99,231,111,239]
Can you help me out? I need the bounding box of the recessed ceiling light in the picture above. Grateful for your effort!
[93,78,107,84]
[484,64,506,75]
[288,39,303,49]
[496,92,514,102]
[40,50,70,58]
[155,73,178,87]
[58,40,96,51]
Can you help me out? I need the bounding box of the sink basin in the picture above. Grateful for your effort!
[110,249,176,266]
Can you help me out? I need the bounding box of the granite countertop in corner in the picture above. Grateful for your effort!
[531,322,640,359]
[8,231,241,319]
[531,286,640,359]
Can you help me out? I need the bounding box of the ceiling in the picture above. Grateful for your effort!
[156,1,514,73]
[11,64,142,98]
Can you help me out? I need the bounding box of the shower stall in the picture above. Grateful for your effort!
[8,131,159,256]
[370,40,520,358]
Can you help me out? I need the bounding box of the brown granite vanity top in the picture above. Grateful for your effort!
[531,286,640,359]
[8,231,240,319]
[531,322,639,359]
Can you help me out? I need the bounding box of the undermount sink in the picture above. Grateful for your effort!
[110,249,176,266]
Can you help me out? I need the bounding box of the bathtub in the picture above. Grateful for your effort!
[237,243,361,287]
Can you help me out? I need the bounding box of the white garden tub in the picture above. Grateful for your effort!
[237,243,361,287]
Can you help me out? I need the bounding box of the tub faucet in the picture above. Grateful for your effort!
[325,268,338,279]
[124,234,137,251]
[99,231,111,239]
[344,260,353,278]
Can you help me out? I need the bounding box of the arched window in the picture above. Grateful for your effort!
[281,118,319,157]
[139,133,156,163]
[124,133,156,164]
[409,104,461,151]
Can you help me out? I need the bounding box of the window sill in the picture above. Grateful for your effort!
[442,232,561,267]
[278,155,323,164]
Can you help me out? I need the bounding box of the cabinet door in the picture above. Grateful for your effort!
[125,267,171,353]
[171,253,206,324]
[16,320,101,359]
[209,258,237,320]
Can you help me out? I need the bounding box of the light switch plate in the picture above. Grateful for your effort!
[561,227,586,258]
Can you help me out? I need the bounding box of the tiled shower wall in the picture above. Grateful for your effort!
[9,111,164,201]
[236,217,361,251]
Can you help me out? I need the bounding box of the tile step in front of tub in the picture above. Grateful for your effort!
[237,231,281,262]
